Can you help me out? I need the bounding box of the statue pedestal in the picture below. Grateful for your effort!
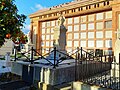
[47,25,67,60]
[47,15,67,61]
[28,43,34,50]
[111,39,120,78]
[28,43,34,60]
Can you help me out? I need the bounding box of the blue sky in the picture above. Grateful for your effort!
[15,0,72,34]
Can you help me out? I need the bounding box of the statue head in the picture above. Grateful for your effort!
[57,15,65,26]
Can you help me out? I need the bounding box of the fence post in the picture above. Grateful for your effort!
[118,53,120,89]
[100,55,103,84]
[30,47,34,64]
[77,47,79,60]
[14,48,17,61]
[104,55,107,87]
[75,47,80,81]
[81,47,83,60]
[53,47,56,68]
[75,48,77,81]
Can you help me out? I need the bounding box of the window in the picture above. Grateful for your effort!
[68,18,72,24]
[74,41,79,47]
[105,21,112,28]
[50,41,53,47]
[88,40,94,47]
[51,28,54,33]
[74,25,79,31]
[96,13,103,20]
[81,32,86,39]
[41,41,45,47]
[105,40,112,48]
[96,40,103,48]
[88,32,94,38]
[67,33,72,39]
[42,35,45,40]
[46,28,50,33]
[51,21,55,26]
[68,26,72,32]
[105,31,112,38]
[105,11,112,19]
[42,22,46,28]
[74,17,79,23]
[46,41,49,47]
[42,29,45,34]
[46,22,50,27]
[81,16,86,23]
[81,24,86,30]
[88,23,94,30]
[88,14,94,21]
[67,41,72,47]
[96,31,103,38]
[96,22,103,30]
[46,35,50,40]
[50,35,53,40]
[74,33,79,39]
[80,41,86,47]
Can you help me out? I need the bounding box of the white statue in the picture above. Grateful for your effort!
[28,31,32,44]
[57,15,65,26]
[53,15,67,50]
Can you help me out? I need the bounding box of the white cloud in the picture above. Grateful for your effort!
[31,4,47,11]
[35,4,46,10]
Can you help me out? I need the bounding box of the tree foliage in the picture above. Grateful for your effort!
[0,0,26,46]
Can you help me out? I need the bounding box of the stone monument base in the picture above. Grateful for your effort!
[46,50,67,61]
[11,60,111,86]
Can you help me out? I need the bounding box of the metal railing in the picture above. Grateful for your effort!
[14,47,74,68]
[13,47,119,89]
[74,47,119,90]
[14,47,113,67]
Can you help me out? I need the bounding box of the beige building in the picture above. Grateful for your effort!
[29,0,120,55]
[0,39,14,55]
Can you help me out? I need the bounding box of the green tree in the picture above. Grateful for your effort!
[0,0,26,46]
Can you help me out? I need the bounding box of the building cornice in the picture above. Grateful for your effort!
[29,0,113,20]
[37,6,112,22]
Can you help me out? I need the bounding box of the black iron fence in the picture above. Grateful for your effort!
[13,47,119,89]
[14,47,113,68]
[14,47,73,68]
[74,47,120,90]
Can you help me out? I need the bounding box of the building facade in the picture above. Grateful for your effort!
[29,0,120,55]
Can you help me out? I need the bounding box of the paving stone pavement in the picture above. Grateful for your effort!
[0,80,31,90]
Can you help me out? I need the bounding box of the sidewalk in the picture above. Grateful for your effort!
[0,80,31,90]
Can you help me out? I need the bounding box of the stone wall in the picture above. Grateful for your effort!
[11,61,111,86]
